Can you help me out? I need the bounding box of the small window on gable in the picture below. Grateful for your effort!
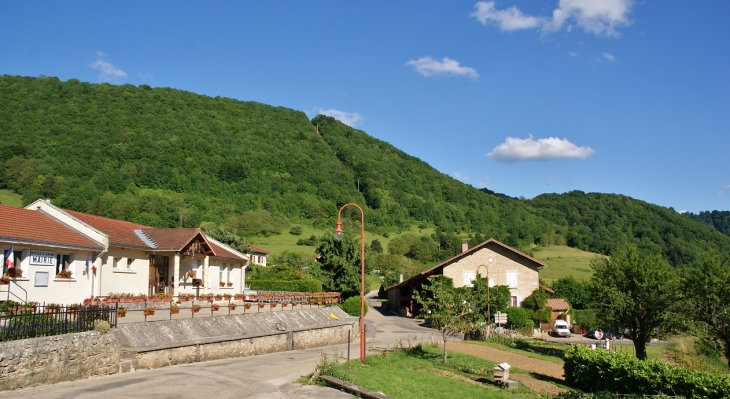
[506,271,517,288]
[126,258,133,270]
[113,257,120,269]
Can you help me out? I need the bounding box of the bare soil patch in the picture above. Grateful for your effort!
[449,342,568,395]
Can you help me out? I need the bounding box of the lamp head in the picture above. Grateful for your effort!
[333,222,344,241]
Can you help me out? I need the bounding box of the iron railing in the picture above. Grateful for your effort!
[0,303,117,342]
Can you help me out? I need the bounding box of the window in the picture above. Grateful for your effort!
[506,272,517,288]
[126,258,133,270]
[113,257,120,269]
[56,254,71,275]
[462,271,476,287]
[510,296,517,307]
[219,264,224,284]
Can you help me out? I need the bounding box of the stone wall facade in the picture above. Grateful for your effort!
[442,244,540,306]
[0,330,121,390]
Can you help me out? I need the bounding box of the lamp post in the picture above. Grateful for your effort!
[333,202,366,362]
[476,264,490,323]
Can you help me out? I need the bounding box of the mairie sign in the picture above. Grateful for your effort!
[30,250,56,266]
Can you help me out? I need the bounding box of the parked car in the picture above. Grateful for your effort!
[586,329,603,339]
[551,320,571,337]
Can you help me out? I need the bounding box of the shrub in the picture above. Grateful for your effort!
[564,345,730,398]
[505,306,529,328]
[289,225,303,235]
[93,320,111,333]
[339,296,368,317]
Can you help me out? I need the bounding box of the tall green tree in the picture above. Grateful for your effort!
[314,233,369,299]
[683,251,730,367]
[521,290,552,325]
[413,276,473,365]
[550,276,592,309]
[467,276,510,327]
[590,245,682,360]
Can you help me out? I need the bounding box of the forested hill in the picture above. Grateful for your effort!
[0,75,728,267]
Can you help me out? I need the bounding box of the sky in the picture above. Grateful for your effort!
[1,1,729,214]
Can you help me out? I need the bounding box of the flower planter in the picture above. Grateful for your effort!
[270,303,276,308]
[191,308,200,313]
[45,308,59,314]
[117,312,126,318]
[211,305,220,311]
[258,303,265,309]
[244,304,252,310]
[170,310,180,315]
[144,311,155,316]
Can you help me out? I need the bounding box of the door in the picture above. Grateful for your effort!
[149,256,169,297]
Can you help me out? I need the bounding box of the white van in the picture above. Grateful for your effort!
[551,320,571,337]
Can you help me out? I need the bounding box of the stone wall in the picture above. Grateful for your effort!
[0,307,357,390]
[0,330,121,390]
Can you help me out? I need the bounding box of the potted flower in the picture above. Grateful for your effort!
[178,293,194,302]
[24,301,39,312]
[214,293,223,301]
[199,293,213,301]
[57,269,73,278]
[219,282,225,287]
[186,270,196,279]
[7,268,22,278]
[170,304,180,314]
[105,293,120,303]
[134,293,146,303]
[281,302,288,307]
[244,303,252,310]
[234,293,245,300]
[270,302,276,308]
[191,304,201,313]
[117,306,128,317]
[228,303,237,311]
[227,282,233,287]
[223,293,232,301]
[67,303,81,313]
[211,304,220,311]
[0,275,10,285]
[257,302,265,309]
[46,303,61,313]
[143,305,156,316]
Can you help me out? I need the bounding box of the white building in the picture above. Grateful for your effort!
[0,200,258,305]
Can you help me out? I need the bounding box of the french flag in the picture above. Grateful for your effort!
[4,245,14,268]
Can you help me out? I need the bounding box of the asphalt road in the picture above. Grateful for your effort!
[0,292,436,399]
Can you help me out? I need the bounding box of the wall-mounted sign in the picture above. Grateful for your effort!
[30,250,56,266]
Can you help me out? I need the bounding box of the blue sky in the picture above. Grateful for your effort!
[1,1,728,213]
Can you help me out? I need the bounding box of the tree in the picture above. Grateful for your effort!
[590,245,681,360]
[370,239,383,254]
[467,276,510,328]
[550,276,592,309]
[413,276,473,364]
[521,290,552,325]
[683,251,730,367]
[314,233,368,299]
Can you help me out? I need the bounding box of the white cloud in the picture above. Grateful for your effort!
[568,51,579,57]
[315,108,363,127]
[602,52,616,62]
[487,134,595,162]
[89,52,126,82]
[472,0,634,37]
[406,57,478,78]
[470,1,543,31]
[453,172,470,183]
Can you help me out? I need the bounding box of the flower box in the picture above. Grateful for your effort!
[211,304,220,311]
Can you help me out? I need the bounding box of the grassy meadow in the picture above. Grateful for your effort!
[0,190,22,207]
[532,245,606,283]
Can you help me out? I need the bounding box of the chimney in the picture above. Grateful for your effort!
[462,242,469,253]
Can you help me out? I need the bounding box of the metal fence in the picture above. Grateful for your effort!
[0,303,117,342]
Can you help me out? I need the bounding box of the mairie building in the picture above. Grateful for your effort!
[0,200,265,305]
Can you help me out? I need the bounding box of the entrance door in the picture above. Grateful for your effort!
[149,256,169,297]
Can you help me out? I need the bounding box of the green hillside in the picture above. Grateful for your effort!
[1,75,728,270]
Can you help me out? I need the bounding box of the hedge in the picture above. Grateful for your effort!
[564,345,730,398]
[339,296,368,317]
[247,279,323,292]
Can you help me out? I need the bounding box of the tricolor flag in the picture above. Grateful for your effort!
[4,246,14,268]
[91,255,98,274]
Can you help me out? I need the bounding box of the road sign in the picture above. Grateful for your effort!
[494,311,508,324]
[595,330,604,340]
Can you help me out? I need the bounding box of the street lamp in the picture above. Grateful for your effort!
[476,263,491,323]
[333,202,366,362]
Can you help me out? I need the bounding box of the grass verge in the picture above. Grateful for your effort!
[308,344,563,399]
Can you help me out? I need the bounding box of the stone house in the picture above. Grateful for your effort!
[386,238,547,317]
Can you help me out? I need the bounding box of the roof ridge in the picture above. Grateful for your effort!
[134,229,158,249]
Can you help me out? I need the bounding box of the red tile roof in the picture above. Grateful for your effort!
[547,298,570,311]
[248,245,269,255]
[64,209,152,249]
[0,205,103,250]
[208,240,247,262]
[144,228,207,251]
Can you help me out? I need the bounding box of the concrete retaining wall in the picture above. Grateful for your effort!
[0,307,357,390]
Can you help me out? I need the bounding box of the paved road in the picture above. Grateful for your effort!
[0,291,436,399]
